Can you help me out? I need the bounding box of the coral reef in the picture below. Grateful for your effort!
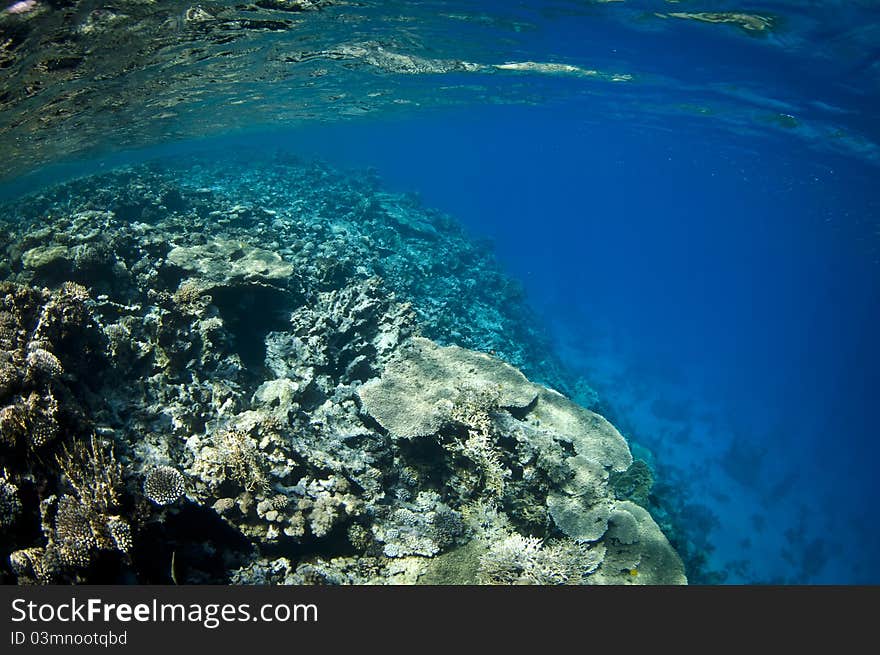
[354,338,683,583]
[0,155,685,585]
[9,436,132,584]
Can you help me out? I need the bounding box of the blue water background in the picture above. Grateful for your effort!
[279,104,880,583]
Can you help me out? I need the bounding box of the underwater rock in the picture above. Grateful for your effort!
[266,276,415,393]
[21,244,72,275]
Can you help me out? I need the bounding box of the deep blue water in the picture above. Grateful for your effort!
[268,102,880,583]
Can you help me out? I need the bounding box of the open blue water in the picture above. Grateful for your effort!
[1,0,878,583]
[281,106,880,583]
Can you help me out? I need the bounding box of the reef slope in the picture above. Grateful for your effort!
[0,156,684,584]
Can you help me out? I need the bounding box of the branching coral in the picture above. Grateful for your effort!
[10,435,132,583]
[446,385,508,498]
[298,475,363,539]
[217,429,271,494]
[191,427,272,496]
[56,435,122,512]
[477,534,604,585]
[52,436,130,568]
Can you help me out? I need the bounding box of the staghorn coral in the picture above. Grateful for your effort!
[187,411,307,544]
[190,428,269,500]
[56,435,122,513]
[446,384,509,498]
[230,553,427,586]
[8,435,138,580]
[216,428,271,494]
